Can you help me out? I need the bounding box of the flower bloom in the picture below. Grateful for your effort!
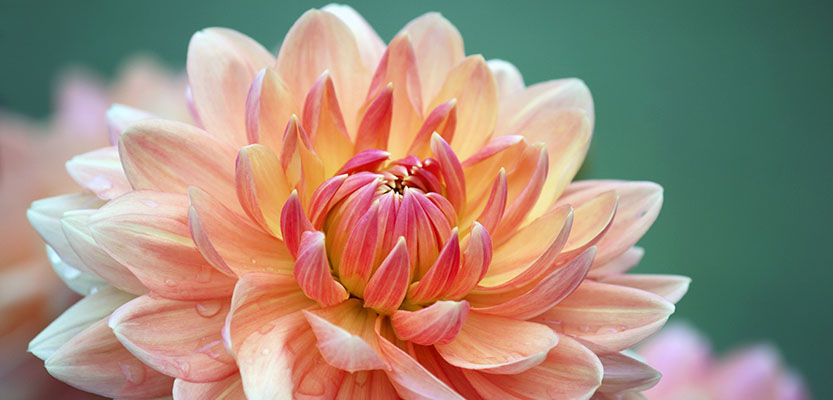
[1,57,185,399]
[29,5,690,399]
[638,323,810,400]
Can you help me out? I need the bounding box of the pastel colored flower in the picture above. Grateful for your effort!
[1,57,186,399]
[638,323,810,400]
[29,5,689,399]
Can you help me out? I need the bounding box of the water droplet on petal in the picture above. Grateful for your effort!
[194,265,213,283]
[195,299,223,318]
[164,279,177,287]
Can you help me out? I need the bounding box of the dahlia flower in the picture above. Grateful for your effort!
[1,57,185,399]
[28,5,690,399]
[638,323,810,400]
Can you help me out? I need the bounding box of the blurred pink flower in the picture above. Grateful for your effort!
[0,56,187,399]
[638,323,810,400]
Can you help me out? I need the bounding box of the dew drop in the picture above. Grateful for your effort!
[261,348,271,356]
[140,199,159,208]
[195,299,223,318]
[164,279,177,287]
[251,258,257,265]
[195,337,226,360]
[194,265,213,283]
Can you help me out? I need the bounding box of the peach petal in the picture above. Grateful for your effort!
[558,180,663,267]
[235,144,292,236]
[406,228,460,304]
[279,190,314,259]
[430,133,466,213]
[294,231,349,307]
[473,246,594,320]
[487,59,525,103]
[173,372,245,400]
[336,149,391,176]
[335,370,398,399]
[533,280,674,351]
[563,189,618,253]
[44,245,107,295]
[428,56,498,160]
[392,300,469,346]
[29,286,134,361]
[407,345,485,399]
[482,204,573,287]
[354,84,393,152]
[600,274,691,304]
[587,246,645,279]
[461,135,526,214]
[224,271,313,355]
[375,324,465,400]
[303,299,386,372]
[187,28,273,149]
[245,67,299,154]
[368,33,423,158]
[497,78,595,135]
[119,119,239,212]
[308,174,348,229]
[363,237,410,314]
[106,103,154,145]
[597,352,661,394]
[445,222,492,300]
[27,192,104,277]
[65,146,131,200]
[188,186,294,277]
[109,295,237,382]
[399,12,465,108]
[462,334,602,400]
[89,191,236,301]
[475,169,507,234]
[61,210,147,295]
[279,115,326,204]
[409,99,457,159]
[277,9,369,136]
[434,312,558,374]
[339,201,380,296]
[45,319,173,399]
[322,4,385,71]
[302,72,355,176]
[491,144,548,243]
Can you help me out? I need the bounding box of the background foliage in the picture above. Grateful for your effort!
[2,0,831,397]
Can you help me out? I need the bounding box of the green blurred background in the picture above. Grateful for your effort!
[2,0,831,397]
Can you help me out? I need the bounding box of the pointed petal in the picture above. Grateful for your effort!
[189,186,294,277]
[303,299,386,372]
[294,231,349,306]
[364,237,410,314]
[428,56,498,160]
[491,144,548,243]
[533,280,675,351]
[497,78,595,135]
[562,190,618,254]
[302,72,355,176]
[237,311,346,400]
[279,190,314,259]
[463,334,602,400]
[29,286,134,361]
[109,295,236,382]
[339,201,380,297]
[430,133,466,213]
[119,119,238,210]
[375,325,465,400]
[407,345,485,399]
[473,246,594,320]
[44,245,107,295]
[558,181,664,267]
[245,67,299,154]
[409,99,457,159]
[434,312,558,374]
[187,28,273,148]
[45,320,173,399]
[335,370,398,399]
[277,9,370,136]
[399,12,465,107]
[354,83,393,152]
[89,191,236,301]
[235,144,292,236]
[27,192,105,277]
[279,115,326,204]
[600,274,691,304]
[173,372,245,400]
[407,229,460,304]
[322,4,385,71]
[61,210,147,295]
[392,300,469,346]
[224,271,313,355]
[597,352,661,394]
[106,103,154,144]
[66,146,131,200]
[461,135,526,216]
[368,34,423,158]
[475,169,507,234]
[445,222,492,300]
[487,59,525,103]
[588,246,644,278]
[336,149,390,175]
